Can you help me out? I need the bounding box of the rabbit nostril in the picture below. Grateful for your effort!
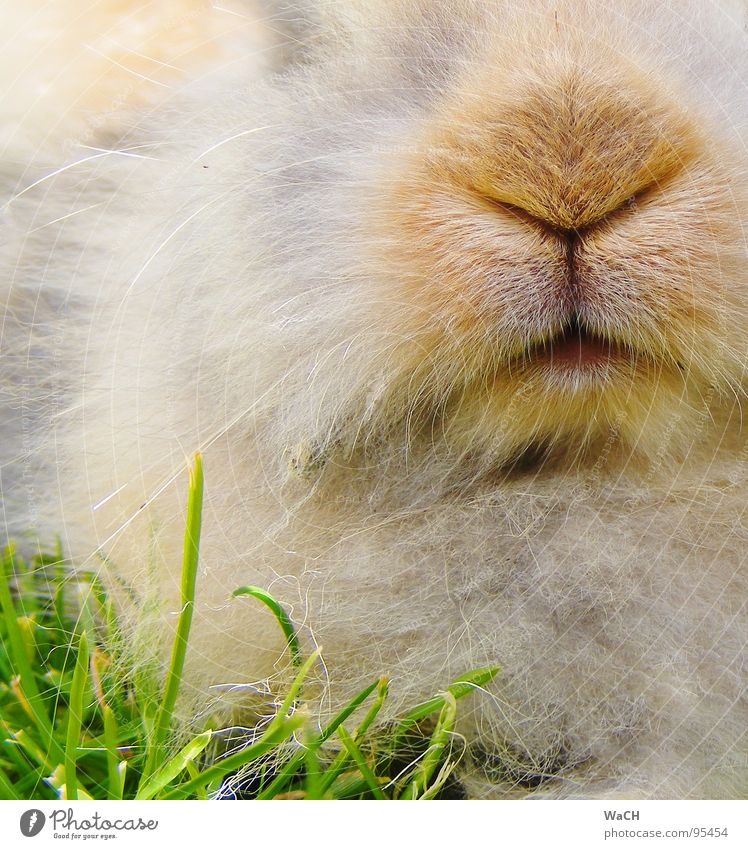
[479,198,559,236]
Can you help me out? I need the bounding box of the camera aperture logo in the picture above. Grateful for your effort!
[20,810,46,837]
[19,809,159,841]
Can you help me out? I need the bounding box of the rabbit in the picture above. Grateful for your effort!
[2,0,748,798]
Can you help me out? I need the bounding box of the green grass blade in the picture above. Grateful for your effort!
[318,677,389,796]
[0,712,41,772]
[256,676,384,799]
[317,677,382,744]
[12,728,53,771]
[52,558,67,634]
[392,665,499,747]
[48,764,94,801]
[0,547,62,762]
[267,648,321,731]
[303,726,322,800]
[253,751,304,799]
[0,764,19,800]
[140,453,203,786]
[102,704,123,800]
[351,677,389,740]
[12,553,38,619]
[402,692,457,799]
[136,730,212,800]
[336,726,386,800]
[65,630,90,800]
[185,762,207,800]
[231,586,302,668]
[324,773,375,799]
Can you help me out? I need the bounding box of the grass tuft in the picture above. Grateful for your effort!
[0,455,499,800]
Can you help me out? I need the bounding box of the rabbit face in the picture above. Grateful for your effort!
[275,1,748,476]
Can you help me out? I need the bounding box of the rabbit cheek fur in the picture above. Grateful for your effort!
[3,0,748,798]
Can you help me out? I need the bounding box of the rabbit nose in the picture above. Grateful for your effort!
[428,66,702,232]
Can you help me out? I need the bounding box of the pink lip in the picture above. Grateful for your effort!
[528,328,624,368]
[548,331,617,365]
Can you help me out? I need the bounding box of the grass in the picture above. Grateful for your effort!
[0,453,498,800]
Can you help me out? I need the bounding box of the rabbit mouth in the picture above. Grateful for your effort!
[518,315,628,370]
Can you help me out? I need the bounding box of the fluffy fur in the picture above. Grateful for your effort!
[2,0,748,798]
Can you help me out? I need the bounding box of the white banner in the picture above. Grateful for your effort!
[1,800,746,848]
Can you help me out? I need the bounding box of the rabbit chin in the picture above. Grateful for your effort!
[280,292,727,484]
[309,342,719,480]
[418,361,702,473]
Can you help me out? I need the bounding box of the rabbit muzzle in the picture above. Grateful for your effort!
[380,58,744,388]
